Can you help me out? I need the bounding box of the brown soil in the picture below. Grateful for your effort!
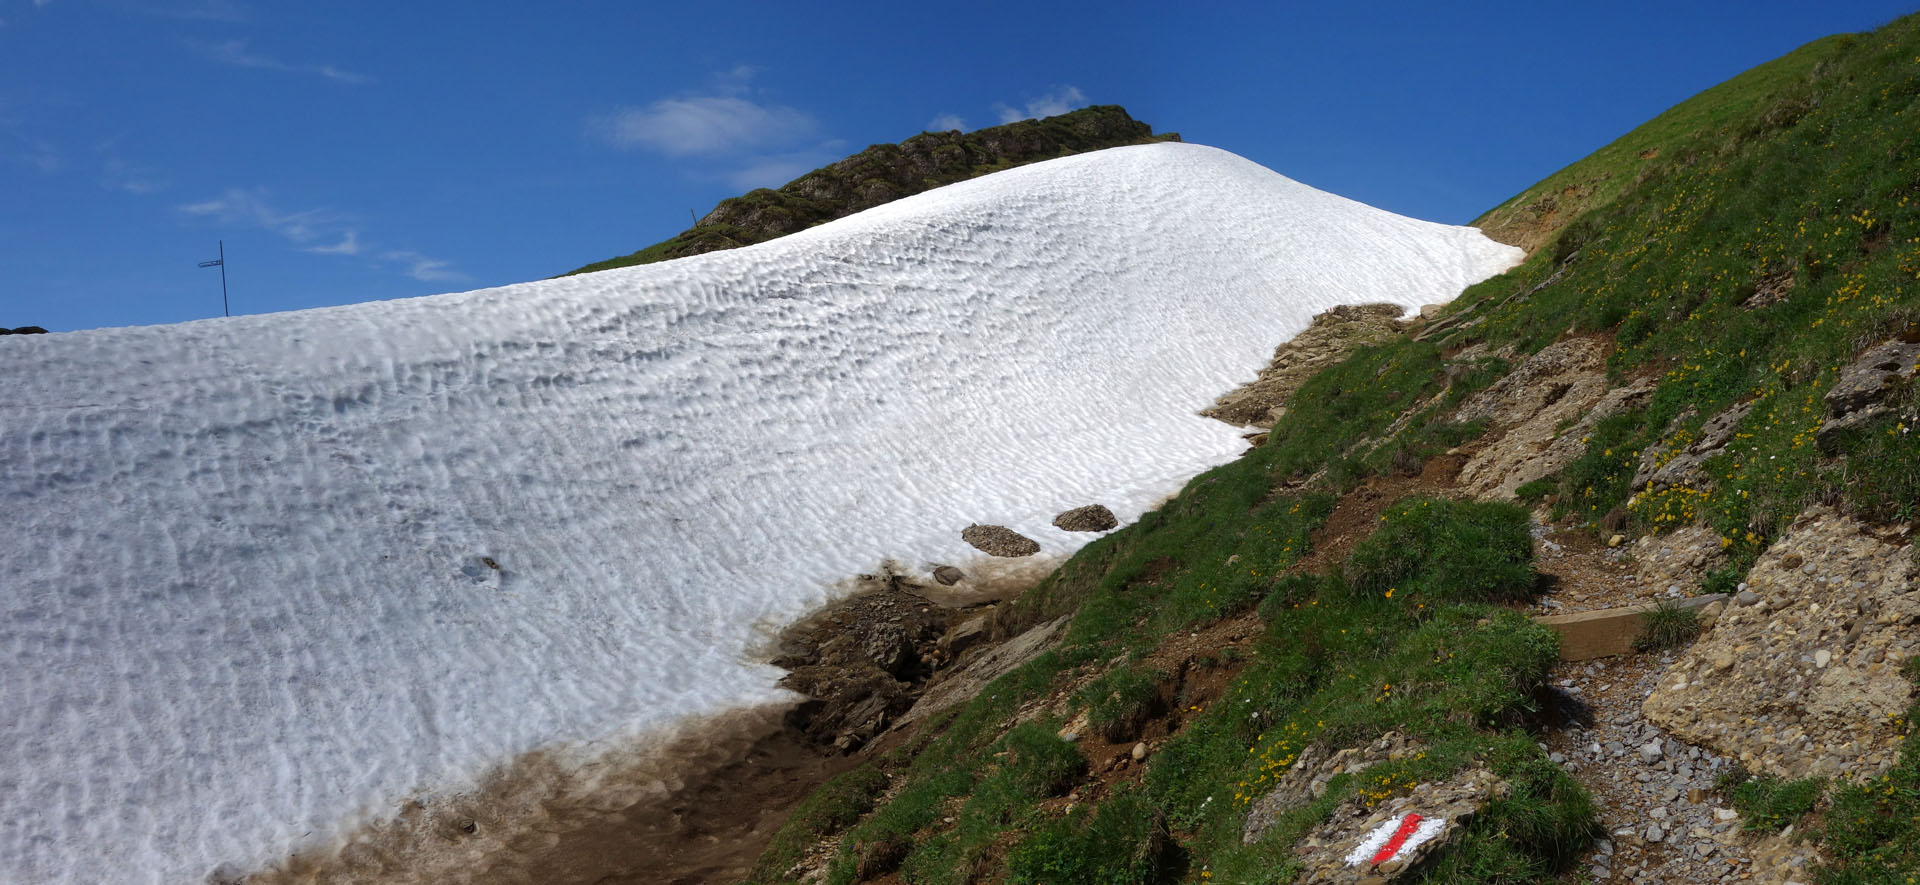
[1292,448,1473,576]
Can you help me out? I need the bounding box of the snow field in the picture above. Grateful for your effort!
[0,142,1519,882]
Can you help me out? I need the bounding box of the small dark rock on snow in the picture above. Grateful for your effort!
[1052,504,1118,532]
[961,523,1040,557]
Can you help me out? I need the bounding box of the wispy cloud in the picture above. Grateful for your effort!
[33,0,50,7]
[8,135,62,173]
[927,113,966,133]
[99,157,167,194]
[380,249,462,282]
[595,96,816,157]
[992,85,1087,124]
[133,0,248,21]
[180,187,460,282]
[305,230,361,255]
[194,39,372,85]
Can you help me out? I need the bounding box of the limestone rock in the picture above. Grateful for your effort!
[931,565,965,586]
[1455,339,1654,499]
[1642,506,1918,780]
[1632,400,1755,493]
[1052,504,1118,532]
[961,523,1040,557]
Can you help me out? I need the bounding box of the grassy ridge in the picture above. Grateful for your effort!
[741,12,1920,883]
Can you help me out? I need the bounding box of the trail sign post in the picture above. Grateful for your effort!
[198,240,229,317]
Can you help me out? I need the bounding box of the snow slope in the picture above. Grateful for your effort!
[0,142,1519,882]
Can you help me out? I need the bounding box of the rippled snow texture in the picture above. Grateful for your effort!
[0,143,1519,882]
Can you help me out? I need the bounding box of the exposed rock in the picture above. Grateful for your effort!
[1642,507,1918,780]
[1632,400,1755,493]
[938,614,990,658]
[898,616,1069,728]
[1052,504,1118,532]
[931,565,965,586]
[1203,303,1410,427]
[961,523,1040,557]
[774,571,955,752]
[1289,769,1510,883]
[1817,339,1920,453]
[1627,525,1728,598]
[1244,732,1426,845]
[1454,338,1640,499]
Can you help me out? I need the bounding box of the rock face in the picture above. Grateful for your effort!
[961,523,1040,557]
[1632,400,1755,493]
[1052,504,1118,532]
[568,105,1178,275]
[773,574,957,753]
[1641,506,1918,780]
[1203,303,1410,427]
[1454,338,1654,499]
[1816,339,1920,453]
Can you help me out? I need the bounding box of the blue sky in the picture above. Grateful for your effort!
[3,1,1914,332]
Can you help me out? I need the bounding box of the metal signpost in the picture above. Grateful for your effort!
[198,241,229,317]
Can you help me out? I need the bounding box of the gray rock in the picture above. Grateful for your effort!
[1737,589,1760,606]
[932,565,965,586]
[1645,823,1666,843]
[1131,742,1148,762]
[1639,741,1664,763]
[1052,504,1119,533]
[960,523,1039,557]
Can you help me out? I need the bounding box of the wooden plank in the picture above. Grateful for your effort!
[1533,594,1729,661]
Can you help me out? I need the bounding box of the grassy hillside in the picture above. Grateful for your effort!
[565,106,1177,276]
[739,13,1920,884]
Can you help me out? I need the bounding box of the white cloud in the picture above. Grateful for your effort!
[305,230,361,255]
[181,187,459,283]
[597,96,816,157]
[993,85,1088,124]
[100,157,166,194]
[134,0,248,21]
[9,135,62,173]
[194,39,372,85]
[33,0,50,7]
[381,250,463,282]
[927,113,966,133]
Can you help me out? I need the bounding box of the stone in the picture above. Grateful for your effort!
[862,622,918,678]
[1052,504,1119,532]
[931,565,965,586]
[1131,742,1148,762]
[1639,742,1664,763]
[1814,649,1832,668]
[939,615,990,657]
[960,523,1039,557]
[1609,534,1625,548]
[1737,590,1760,606]
[1646,824,1665,843]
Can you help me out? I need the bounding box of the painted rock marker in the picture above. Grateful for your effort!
[1344,813,1448,867]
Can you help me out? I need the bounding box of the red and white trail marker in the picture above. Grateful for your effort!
[1344,813,1447,866]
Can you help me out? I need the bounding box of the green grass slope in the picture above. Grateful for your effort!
[739,12,1920,884]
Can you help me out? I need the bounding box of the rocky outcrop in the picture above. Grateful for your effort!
[1453,338,1646,499]
[1203,303,1411,427]
[1816,339,1920,453]
[568,105,1178,275]
[1052,504,1118,532]
[1632,400,1755,493]
[961,523,1040,557]
[0,326,48,335]
[1641,507,1918,780]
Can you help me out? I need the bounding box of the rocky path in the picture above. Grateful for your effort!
[1526,521,1827,883]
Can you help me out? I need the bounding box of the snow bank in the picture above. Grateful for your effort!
[0,143,1519,882]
